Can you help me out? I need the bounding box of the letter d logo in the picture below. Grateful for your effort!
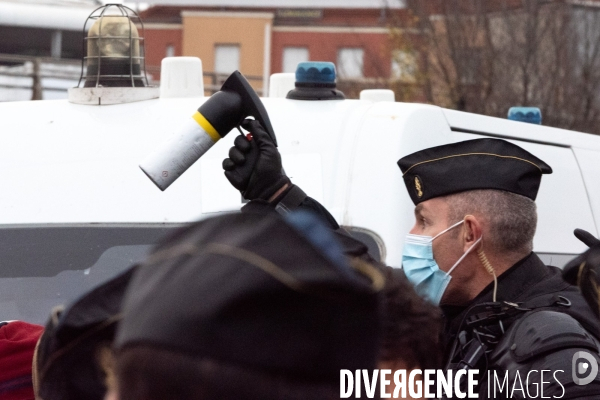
[572,351,599,385]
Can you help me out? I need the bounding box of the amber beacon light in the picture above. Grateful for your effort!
[81,3,148,87]
[68,4,158,105]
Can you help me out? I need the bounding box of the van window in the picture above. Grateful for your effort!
[0,224,181,324]
[343,226,386,263]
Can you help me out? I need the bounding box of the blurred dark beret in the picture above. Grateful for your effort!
[397,138,552,204]
[115,212,384,380]
[35,266,135,400]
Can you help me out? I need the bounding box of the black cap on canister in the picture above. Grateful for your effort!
[198,71,278,146]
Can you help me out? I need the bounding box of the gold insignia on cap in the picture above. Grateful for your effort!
[414,176,423,198]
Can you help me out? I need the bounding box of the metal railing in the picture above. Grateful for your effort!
[204,72,264,95]
[0,56,266,101]
[0,53,82,100]
[145,65,265,96]
[0,53,399,102]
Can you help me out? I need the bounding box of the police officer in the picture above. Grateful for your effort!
[223,120,600,398]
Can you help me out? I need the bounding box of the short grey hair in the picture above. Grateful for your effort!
[444,190,537,255]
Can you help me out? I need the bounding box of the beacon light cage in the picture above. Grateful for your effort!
[77,4,149,88]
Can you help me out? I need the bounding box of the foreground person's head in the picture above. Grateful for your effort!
[109,212,384,400]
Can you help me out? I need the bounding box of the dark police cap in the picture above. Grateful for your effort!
[115,212,384,379]
[397,138,552,204]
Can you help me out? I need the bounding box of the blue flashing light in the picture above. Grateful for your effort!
[295,61,336,84]
[508,107,542,124]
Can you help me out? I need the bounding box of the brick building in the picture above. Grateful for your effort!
[138,0,409,95]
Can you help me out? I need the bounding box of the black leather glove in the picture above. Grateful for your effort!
[563,229,600,317]
[564,229,600,284]
[574,228,600,248]
[222,119,290,201]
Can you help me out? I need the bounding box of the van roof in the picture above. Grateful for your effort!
[1,97,598,226]
[443,108,600,151]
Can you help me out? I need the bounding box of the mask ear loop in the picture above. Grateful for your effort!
[431,219,465,241]
[446,236,482,276]
[477,239,497,302]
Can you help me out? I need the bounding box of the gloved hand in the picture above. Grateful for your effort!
[563,229,600,317]
[222,119,290,201]
[574,228,600,248]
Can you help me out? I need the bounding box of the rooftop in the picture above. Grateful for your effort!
[0,0,98,31]
[129,0,404,9]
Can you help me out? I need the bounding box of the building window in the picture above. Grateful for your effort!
[215,44,240,75]
[337,48,364,79]
[391,50,417,82]
[282,47,309,73]
[51,30,62,59]
[455,48,481,85]
[166,44,175,58]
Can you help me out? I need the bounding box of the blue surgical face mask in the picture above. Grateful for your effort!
[402,220,482,305]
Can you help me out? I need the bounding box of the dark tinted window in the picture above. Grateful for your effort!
[0,224,181,324]
[342,226,387,263]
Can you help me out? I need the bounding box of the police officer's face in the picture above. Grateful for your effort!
[409,198,474,303]
[410,198,464,269]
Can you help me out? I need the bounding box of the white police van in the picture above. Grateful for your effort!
[1,58,599,324]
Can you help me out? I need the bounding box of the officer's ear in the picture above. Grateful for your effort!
[462,215,482,251]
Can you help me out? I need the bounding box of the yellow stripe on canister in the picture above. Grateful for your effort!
[192,111,221,142]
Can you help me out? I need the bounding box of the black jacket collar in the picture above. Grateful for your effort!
[474,252,551,302]
[442,252,568,338]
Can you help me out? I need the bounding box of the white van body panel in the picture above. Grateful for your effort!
[443,109,600,150]
[1,97,599,270]
[571,148,600,230]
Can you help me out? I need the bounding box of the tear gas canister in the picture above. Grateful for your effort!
[139,70,277,191]
[139,111,224,191]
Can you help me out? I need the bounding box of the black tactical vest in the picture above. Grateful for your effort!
[442,253,600,399]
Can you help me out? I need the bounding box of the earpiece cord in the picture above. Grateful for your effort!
[478,247,497,302]
[459,216,498,302]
